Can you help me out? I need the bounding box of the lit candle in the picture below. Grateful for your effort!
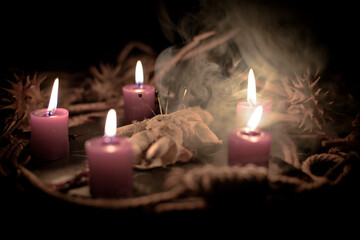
[228,106,271,167]
[30,78,69,160]
[122,60,155,124]
[85,109,133,198]
[236,68,272,127]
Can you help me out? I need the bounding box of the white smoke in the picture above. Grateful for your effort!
[155,0,327,140]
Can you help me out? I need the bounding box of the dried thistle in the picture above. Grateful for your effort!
[0,73,47,137]
[282,69,334,133]
[85,63,122,102]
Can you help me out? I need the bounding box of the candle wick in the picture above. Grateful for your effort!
[156,90,163,115]
[103,136,115,144]
[138,93,156,116]
[242,127,260,136]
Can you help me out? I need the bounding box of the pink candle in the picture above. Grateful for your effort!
[85,109,133,198]
[236,68,272,127]
[122,60,155,124]
[228,106,271,167]
[31,78,69,160]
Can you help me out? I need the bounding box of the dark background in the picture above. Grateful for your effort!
[0,1,170,74]
[0,0,358,83]
[0,0,359,228]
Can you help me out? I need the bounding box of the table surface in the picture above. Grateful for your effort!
[27,117,229,199]
[2,116,358,227]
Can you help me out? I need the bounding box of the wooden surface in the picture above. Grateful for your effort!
[27,117,225,198]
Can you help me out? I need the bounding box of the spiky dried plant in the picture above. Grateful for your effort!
[0,73,47,138]
[85,63,122,102]
[282,69,334,133]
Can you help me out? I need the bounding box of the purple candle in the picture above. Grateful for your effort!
[31,78,69,160]
[122,60,155,124]
[85,109,133,198]
[228,106,271,167]
[236,68,272,127]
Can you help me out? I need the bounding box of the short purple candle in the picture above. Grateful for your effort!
[85,109,133,198]
[228,106,271,167]
[122,60,155,124]
[31,108,69,160]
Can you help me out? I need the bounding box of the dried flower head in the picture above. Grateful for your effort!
[0,73,47,136]
[283,69,334,132]
[86,63,122,101]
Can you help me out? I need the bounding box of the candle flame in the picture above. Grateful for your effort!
[246,105,263,131]
[47,78,59,116]
[104,109,117,138]
[135,60,144,87]
[247,68,256,107]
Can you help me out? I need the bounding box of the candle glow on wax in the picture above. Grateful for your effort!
[47,78,59,116]
[135,60,144,87]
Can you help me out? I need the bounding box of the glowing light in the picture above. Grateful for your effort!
[104,109,117,138]
[135,60,144,87]
[47,78,59,116]
[247,68,256,107]
[246,105,263,131]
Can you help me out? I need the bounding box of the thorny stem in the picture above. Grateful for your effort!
[0,113,28,141]
[117,41,156,68]
[69,129,89,141]
[181,87,188,110]
[156,90,163,115]
[153,29,239,84]
[270,112,299,123]
[182,29,240,60]
[290,134,334,139]
[322,137,360,148]
[68,98,123,114]
[165,91,169,115]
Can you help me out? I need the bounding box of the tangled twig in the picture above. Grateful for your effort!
[156,149,355,212]
[276,131,301,168]
[0,136,30,177]
[68,98,123,114]
[154,31,216,82]
[17,165,187,210]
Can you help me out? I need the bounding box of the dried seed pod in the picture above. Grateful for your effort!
[282,69,334,132]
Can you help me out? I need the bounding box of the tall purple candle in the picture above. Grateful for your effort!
[122,60,155,124]
[85,109,133,198]
[31,78,69,160]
